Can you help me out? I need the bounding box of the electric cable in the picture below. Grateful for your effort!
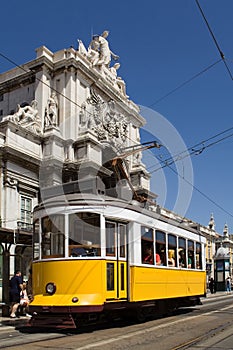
[195,0,233,80]
[168,164,233,220]
[1,44,233,226]
[146,125,233,173]
[149,58,222,107]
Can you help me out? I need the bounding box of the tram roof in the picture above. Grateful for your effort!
[34,192,204,237]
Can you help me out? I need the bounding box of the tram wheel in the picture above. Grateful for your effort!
[135,308,146,323]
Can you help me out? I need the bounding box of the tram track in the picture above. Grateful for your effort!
[171,321,233,350]
[1,298,233,349]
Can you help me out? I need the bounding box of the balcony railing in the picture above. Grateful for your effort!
[17,221,33,232]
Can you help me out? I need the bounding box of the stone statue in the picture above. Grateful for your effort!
[88,36,101,66]
[77,39,88,56]
[109,63,128,97]
[88,30,119,67]
[19,100,39,123]
[79,103,88,128]
[45,92,58,127]
[3,100,42,134]
[12,104,25,122]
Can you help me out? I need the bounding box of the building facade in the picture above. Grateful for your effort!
[0,33,152,305]
[0,32,228,305]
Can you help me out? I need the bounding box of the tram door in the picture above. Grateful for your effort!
[105,221,127,300]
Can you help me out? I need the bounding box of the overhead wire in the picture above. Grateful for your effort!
[143,128,233,220]
[168,164,233,220]
[149,58,222,107]
[195,0,233,80]
[1,32,233,223]
[148,1,233,108]
[147,125,233,173]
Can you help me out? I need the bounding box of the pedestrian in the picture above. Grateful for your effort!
[20,282,31,317]
[226,276,231,294]
[209,277,215,294]
[9,270,23,318]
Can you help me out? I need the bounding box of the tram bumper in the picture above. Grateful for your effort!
[28,305,104,329]
[28,313,77,329]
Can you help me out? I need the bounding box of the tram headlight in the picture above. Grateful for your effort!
[45,282,56,295]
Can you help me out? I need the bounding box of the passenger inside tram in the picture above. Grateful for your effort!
[142,246,154,264]
[168,250,176,267]
[155,252,161,265]
[188,251,194,268]
[179,249,186,268]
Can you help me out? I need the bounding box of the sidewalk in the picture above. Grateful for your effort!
[0,313,30,330]
[0,304,31,330]
[203,290,231,299]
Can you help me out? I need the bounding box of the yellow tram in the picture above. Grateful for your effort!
[29,186,206,328]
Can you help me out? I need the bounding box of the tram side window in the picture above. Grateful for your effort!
[41,215,65,259]
[119,224,126,258]
[141,227,154,265]
[188,240,195,268]
[33,219,40,260]
[178,237,187,268]
[168,234,177,267]
[156,230,166,266]
[106,221,116,256]
[196,242,202,269]
[69,213,100,257]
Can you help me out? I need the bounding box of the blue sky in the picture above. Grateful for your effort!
[1,0,233,233]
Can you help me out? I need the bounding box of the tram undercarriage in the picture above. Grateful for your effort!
[28,296,203,329]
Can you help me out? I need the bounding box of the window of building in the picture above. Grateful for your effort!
[20,196,32,230]
[0,95,3,102]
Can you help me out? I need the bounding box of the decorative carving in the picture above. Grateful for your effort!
[79,89,128,146]
[3,175,18,188]
[3,100,42,134]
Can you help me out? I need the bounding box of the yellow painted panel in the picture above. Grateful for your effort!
[118,262,127,299]
[130,266,206,302]
[106,260,117,299]
[31,260,106,306]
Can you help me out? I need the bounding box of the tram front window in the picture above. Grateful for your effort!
[41,215,65,259]
[69,213,100,257]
